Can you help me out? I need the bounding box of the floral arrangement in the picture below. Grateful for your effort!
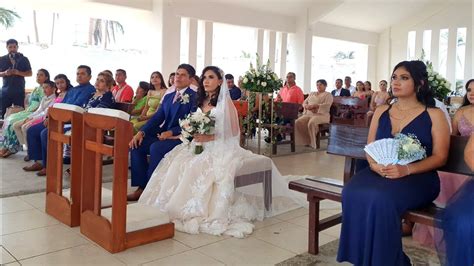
[241,55,283,93]
[179,111,215,154]
[421,50,451,101]
[364,133,426,166]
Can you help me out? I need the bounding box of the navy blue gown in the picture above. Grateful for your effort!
[440,179,474,266]
[337,106,440,266]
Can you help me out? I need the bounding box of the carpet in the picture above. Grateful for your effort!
[276,238,440,266]
[0,151,116,198]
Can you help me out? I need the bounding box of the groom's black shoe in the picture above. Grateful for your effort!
[127,188,143,201]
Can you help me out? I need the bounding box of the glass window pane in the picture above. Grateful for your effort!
[407,31,416,60]
[438,29,449,78]
[422,30,431,60]
[180,17,189,65]
[455,27,467,93]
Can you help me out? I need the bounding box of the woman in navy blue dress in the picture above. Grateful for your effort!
[83,71,115,110]
[337,60,450,266]
[440,134,474,266]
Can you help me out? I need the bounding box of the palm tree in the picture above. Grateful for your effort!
[0,7,20,29]
[88,18,124,49]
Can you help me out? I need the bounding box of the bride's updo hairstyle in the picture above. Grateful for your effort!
[389,60,435,107]
[197,66,223,108]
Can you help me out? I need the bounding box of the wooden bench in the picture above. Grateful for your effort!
[80,108,174,253]
[263,102,301,155]
[45,104,84,227]
[289,124,472,255]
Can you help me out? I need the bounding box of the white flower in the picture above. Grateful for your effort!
[402,143,419,153]
[181,93,190,104]
[428,76,434,82]
[243,77,248,84]
[257,80,260,85]
[261,81,267,87]
[256,71,260,77]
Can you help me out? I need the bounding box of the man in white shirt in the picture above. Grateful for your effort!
[331,78,351,96]
[344,76,356,96]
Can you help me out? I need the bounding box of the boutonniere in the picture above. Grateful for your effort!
[181,93,190,104]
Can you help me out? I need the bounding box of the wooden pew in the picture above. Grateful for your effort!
[263,102,301,154]
[289,124,472,255]
[45,103,84,227]
[80,108,174,253]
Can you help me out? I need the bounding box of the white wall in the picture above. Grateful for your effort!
[378,2,472,89]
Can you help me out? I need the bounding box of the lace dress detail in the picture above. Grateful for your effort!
[458,114,474,136]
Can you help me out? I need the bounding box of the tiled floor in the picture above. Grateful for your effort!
[0,148,347,265]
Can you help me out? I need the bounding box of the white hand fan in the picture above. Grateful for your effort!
[364,138,400,166]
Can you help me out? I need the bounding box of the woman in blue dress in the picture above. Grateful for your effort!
[337,60,450,266]
[439,134,474,266]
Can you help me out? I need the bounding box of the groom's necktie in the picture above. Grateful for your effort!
[172,92,181,104]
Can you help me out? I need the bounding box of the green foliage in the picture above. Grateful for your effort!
[0,7,20,29]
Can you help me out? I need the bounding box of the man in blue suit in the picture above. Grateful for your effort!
[127,64,197,201]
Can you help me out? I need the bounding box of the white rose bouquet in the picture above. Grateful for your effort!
[179,111,215,154]
[241,55,283,93]
[364,133,426,166]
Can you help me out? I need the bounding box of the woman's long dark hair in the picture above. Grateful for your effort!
[53,74,73,96]
[38,68,50,83]
[462,79,474,107]
[149,71,168,91]
[197,66,222,108]
[389,60,435,107]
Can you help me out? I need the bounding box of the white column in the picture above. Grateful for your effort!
[280,32,288,79]
[268,31,276,69]
[295,14,313,93]
[446,27,457,91]
[415,29,423,59]
[257,29,264,59]
[204,21,213,67]
[188,18,198,67]
[430,28,440,72]
[152,0,181,77]
[367,45,377,83]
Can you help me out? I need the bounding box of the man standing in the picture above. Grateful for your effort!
[0,39,32,118]
[225,74,241,100]
[127,64,197,201]
[111,69,134,103]
[276,72,304,104]
[331,79,351,96]
[344,76,356,96]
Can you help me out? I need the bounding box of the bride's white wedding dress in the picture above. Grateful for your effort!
[139,74,304,238]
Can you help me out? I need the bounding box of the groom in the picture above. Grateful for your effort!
[127,64,197,201]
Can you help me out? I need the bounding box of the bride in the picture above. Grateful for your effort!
[139,66,303,238]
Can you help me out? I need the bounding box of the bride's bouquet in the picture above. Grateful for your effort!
[364,133,426,166]
[179,111,215,154]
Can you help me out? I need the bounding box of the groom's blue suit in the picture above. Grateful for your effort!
[131,88,197,189]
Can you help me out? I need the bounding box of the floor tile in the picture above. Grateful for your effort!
[322,224,342,238]
[1,209,58,235]
[2,224,88,260]
[0,246,16,264]
[254,222,308,254]
[17,192,46,211]
[113,239,189,265]
[143,250,224,266]
[253,216,283,230]
[274,207,308,221]
[19,244,125,265]
[196,237,294,265]
[172,231,229,249]
[0,197,34,214]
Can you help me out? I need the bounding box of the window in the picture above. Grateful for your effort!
[422,30,432,60]
[455,27,467,92]
[180,17,189,64]
[407,31,416,60]
[438,29,449,78]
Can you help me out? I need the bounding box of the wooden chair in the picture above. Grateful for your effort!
[263,102,301,154]
[80,108,174,253]
[233,100,248,146]
[45,103,84,227]
[332,96,369,126]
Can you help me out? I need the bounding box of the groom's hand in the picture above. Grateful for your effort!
[157,130,173,141]
[129,131,144,149]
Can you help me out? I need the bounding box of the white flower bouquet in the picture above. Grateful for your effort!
[241,55,283,93]
[179,111,215,154]
[364,133,426,166]
[420,50,451,101]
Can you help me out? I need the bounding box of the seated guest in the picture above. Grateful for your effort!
[344,76,356,95]
[111,69,133,103]
[83,71,114,110]
[352,81,366,100]
[13,80,56,154]
[331,78,351,96]
[295,79,333,149]
[130,81,149,118]
[25,65,95,176]
[168,72,175,87]
[438,134,474,266]
[370,80,390,111]
[191,75,200,89]
[337,60,450,265]
[412,79,473,247]
[130,71,167,133]
[276,72,304,104]
[0,69,48,158]
[225,73,242,100]
[127,64,197,201]
[364,81,374,97]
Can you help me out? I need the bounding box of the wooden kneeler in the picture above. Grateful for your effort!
[46,103,84,227]
[80,108,174,253]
